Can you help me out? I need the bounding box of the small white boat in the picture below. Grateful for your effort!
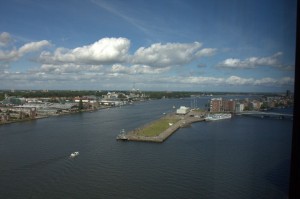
[70,151,79,158]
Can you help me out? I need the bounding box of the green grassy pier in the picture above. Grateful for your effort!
[118,110,205,143]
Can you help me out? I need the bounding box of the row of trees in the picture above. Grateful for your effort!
[1,90,197,99]
[0,90,107,99]
[1,90,287,101]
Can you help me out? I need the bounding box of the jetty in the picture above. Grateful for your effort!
[116,110,205,143]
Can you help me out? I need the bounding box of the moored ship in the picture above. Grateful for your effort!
[116,129,128,141]
[205,113,232,121]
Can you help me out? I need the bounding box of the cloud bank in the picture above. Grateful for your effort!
[39,37,130,64]
[36,38,217,76]
[163,75,294,87]
[0,70,293,90]
[132,42,215,67]
[217,52,293,71]
[39,40,215,69]
[0,33,50,63]
[0,32,295,91]
[111,64,170,75]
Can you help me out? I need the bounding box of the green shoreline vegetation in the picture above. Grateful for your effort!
[124,110,205,142]
[134,117,181,137]
[0,90,292,102]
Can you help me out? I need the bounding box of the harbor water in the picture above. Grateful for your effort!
[0,97,293,199]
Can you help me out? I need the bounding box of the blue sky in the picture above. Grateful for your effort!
[0,0,297,92]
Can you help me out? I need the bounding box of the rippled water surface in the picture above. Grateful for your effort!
[0,98,293,199]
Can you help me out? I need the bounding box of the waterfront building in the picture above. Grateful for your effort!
[222,99,236,112]
[74,96,97,103]
[249,101,262,110]
[102,92,119,100]
[210,98,222,112]
[74,97,81,103]
[235,103,245,112]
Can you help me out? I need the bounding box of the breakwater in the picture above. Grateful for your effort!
[117,110,205,142]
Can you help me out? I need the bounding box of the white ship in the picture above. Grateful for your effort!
[205,113,232,121]
[116,129,128,141]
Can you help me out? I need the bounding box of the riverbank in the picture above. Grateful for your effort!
[0,115,48,125]
[117,110,205,143]
[0,105,112,126]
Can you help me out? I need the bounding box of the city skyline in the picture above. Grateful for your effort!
[0,0,297,92]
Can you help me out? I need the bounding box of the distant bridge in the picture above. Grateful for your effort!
[237,111,293,119]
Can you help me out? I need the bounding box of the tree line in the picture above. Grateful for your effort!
[0,90,286,101]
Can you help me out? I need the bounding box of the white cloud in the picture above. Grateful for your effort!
[38,39,216,71]
[132,42,211,67]
[111,64,170,75]
[225,76,254,85]
[1,33,293,91]
[219,58,250,68]
[0,70,101,84]
[0,32,11,47]
[0,67,294,91]
[183,76,225,84]
[39,63,103,74]
[0,37,50,62]
[163,75,294,87]
[217,52,293,70]
[39,37,130,64]
[18,40,50,55]
[253,77,294,86]
[253,77,276,85]
[195,48,216,57]
[0,49,19,62]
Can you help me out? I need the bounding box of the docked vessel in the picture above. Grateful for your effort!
[116,129,128,141]
[205,113,232,121]
[70,151,79,158]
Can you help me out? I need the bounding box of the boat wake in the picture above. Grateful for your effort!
[0,155,68,174]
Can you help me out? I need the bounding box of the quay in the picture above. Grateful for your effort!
[116,110,205,143]
[236,111,293,119]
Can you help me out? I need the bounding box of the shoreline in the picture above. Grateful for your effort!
[0,106,111,126]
